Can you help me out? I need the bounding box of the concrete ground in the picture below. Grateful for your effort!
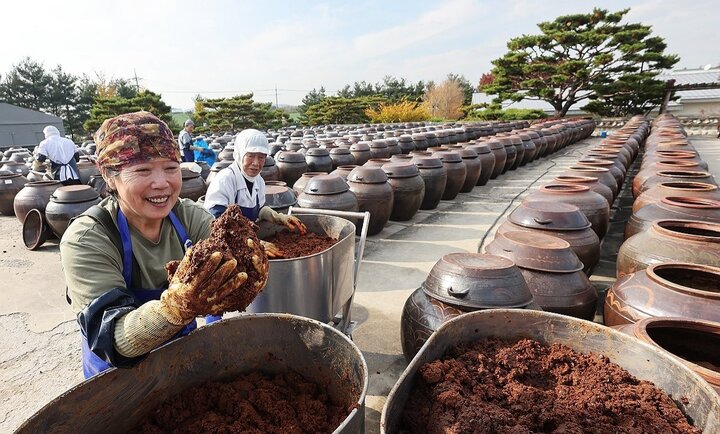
[0,134,717,433]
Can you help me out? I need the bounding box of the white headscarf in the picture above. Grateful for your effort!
[232,129,269,182]
[43,125,60,139]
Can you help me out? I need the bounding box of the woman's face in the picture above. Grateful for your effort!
[107,158,182,225]
[242,152,266,178]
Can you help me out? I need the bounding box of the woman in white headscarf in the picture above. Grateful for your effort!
[32,126,82,185]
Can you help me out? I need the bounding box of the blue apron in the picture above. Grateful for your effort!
[81,209,197,378]
[204,196,260,324]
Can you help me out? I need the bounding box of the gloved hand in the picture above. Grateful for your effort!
[158,247,248,325]
[31,159,45,171]
[260,240,284,259]
[258,206,308,235]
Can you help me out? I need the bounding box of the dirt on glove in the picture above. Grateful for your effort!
[166,204,269,314]
[401,337,700,434]
[263,230,338,259]
[130,369,352,434]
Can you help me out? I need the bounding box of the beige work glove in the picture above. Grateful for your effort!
[158,247,248,325]
[258,206,308,235]
[260,240,284,259]
[31,159,45,171]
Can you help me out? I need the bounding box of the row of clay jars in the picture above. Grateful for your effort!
[632,181,720,214]
[612,316,720,394]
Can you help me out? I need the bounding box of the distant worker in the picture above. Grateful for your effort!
[178,119,196,162]
[32,126,81,185]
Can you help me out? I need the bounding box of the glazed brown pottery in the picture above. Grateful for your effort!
[633,181,720,213]
[13,180,62,223]
[264,181,297,214]
[305,148,333,173]
[432,151,466,200]
[635,170,717,198]
[553,175,613,207]
[400,253,536,361]
[275,151,308,188]
[22,208,53,250]
[382,163,425,221]
[330,165,358,181]
[606,262,720,325]
[296,173,359,213]
[260,156,280,181]
[0,174,28,215]
[466,143,496,186]
[349,142,371,165]
[617,220,720,277]
[292,172,328,196]
[634,160,703,196]
[457,148,481,193]
[329,148,355,169]
[613,317,720,393]
[508,134,525,169]
[626,196,720,239]
[485,231,597,320]
[179,168,207,202]
[563,165,618,198]
[518,133,537,165]
[369,140,390,159]
[347,166,393,235]
[45,185,101,238]
[412,156,447,211]
[524,184,610,238]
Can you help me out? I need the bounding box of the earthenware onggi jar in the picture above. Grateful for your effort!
[484,230,597,320]
[382,163,425,222]
[553,175,613,207]
[397,135,415,154]
[0,173,29,216]
[605,262,720,326]
[45,185,101,238]
[632,181,720,213]
[524,184,610,239]
[349,142,372,166]
[77,160,100,184]
[617,220,720,278]
[264,181,297,214]
[563,165,618,198]
[296,173,358,213]
[613,316,720,393]
[411,156,447,211]
[293,172,328,196]
[625,197,720,240]
[466,143,495,186]
[485,140,507,179]
[369,139,390,159]
[432,150,466,200]
[457,148,481,193]
[400,253,536,361]
[13,180,62,223]
[496,201,600,275]
[329,148,355,169]
[347,166,393,236]
[635,170,716,198]
[275,151,308,188]
[179,168,207,202]
[411,134,429,151]
[260,156,280,181]
[0,161,29,177]
[518,133,537,165]
[304,148,333,173]
[508,134,525,169]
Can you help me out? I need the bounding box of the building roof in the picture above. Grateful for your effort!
[659,66,720,102]
[0,102,64,125]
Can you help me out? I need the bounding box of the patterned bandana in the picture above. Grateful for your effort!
[94,111,180,170]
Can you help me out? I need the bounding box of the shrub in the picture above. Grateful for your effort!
[365,100,431,123]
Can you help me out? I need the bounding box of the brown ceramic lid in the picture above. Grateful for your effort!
[457,149,478,159]
[303,174,349,195]
[306,148,329,157]
[265,184,297,209]
[486,140,504,150]
[382,163,420,178]
[329,147,350,155]
[422,253,534,309]
[510,201,591,230]
[432,150,462,163]
[412,156,443,169]
[263,156,276,167]
[350,142,371,151]
[390,154,413,162]
[265,180,288,187]
[398,135,413,143]
[50,185,100,204]
[276,151,306,163]
[468,144,491,154]
[347,166,388,184]
[485,231,583,272]
[370,140,388,148]
[22,208,48,250]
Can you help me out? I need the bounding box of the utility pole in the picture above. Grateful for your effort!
[275,84,279,108]
[133,69,141,92]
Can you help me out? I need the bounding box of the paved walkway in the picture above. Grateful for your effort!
[0,134,717,432]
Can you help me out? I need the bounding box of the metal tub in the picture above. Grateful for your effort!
[381,309,720,434]
[250,213,356,323]
[17,314,368,434]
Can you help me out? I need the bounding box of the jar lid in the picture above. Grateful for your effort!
[350,142,371,152]
[263,156,276,167]
[329,147,351,155]
[347,166,388,184]
[422,253,534,309]
[457,149,478,159]
[306,148,329,157]
[485,231,583,272]
[486,140,504,150]
[468,144,491,154]
[370,140,388,148]
[50,185,100,204]
[303,173,349,195]
[432,150,462,163]
[509,200,591,230]
[398,135,413,143]
[382,162,420,178]
[412,156,443,169]
[276,151,307,163]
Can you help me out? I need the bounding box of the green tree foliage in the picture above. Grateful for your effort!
[335,76,426,102]
[193,94,287,133]
[304,96,387,125]
[0,57,52,111]
[84,90,175,133]
[464,105,548,121]
[482,8,679,117]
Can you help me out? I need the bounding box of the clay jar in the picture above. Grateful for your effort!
[397,135,415,154]
[606,262,720,326]
[400,253,536,361]
[508,135,525,169]
[577,158,625,187]
[369,140,390,159]
[643,150,708,170]
[179,168,206,202]
[613,317,720,394]
[0,174,29,216]
[526,130,547,158]
[385,138,401,156]
[518,133,537,165]
[304,148,333,173]
[553,175,613,207]
[293,172,328,196]
[432,150,466,200]
[466,143,495,186]
[626,197,720,240]
[77,160,100,184]
[264,181,297,214]
[524,184,609,239]
[13,180,62,223]
[617,220,720,278]
[349,142,371,166]
[347,166,393,236]
[636,170,717,198]
[497,201,600,275]
[411,156,447,210]
[259,156,279,181]
[634,160,703,196]
[45,185,101,238]
[296,173,358,213]
[457,148,481,193]
[275,151,308,188]
[0,161,29,177]
[485,140,507,179]
[330,165,358,181]
[484,231,597,320]
[382,163,425,222]
[363,158,391,167]
[633,181,720,213]
[563,165,618,198]
[328,148,355,169]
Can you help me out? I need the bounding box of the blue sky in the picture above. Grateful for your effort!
[1,0,718,109]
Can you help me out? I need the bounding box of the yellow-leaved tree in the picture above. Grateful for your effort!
[365,100,431,123]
